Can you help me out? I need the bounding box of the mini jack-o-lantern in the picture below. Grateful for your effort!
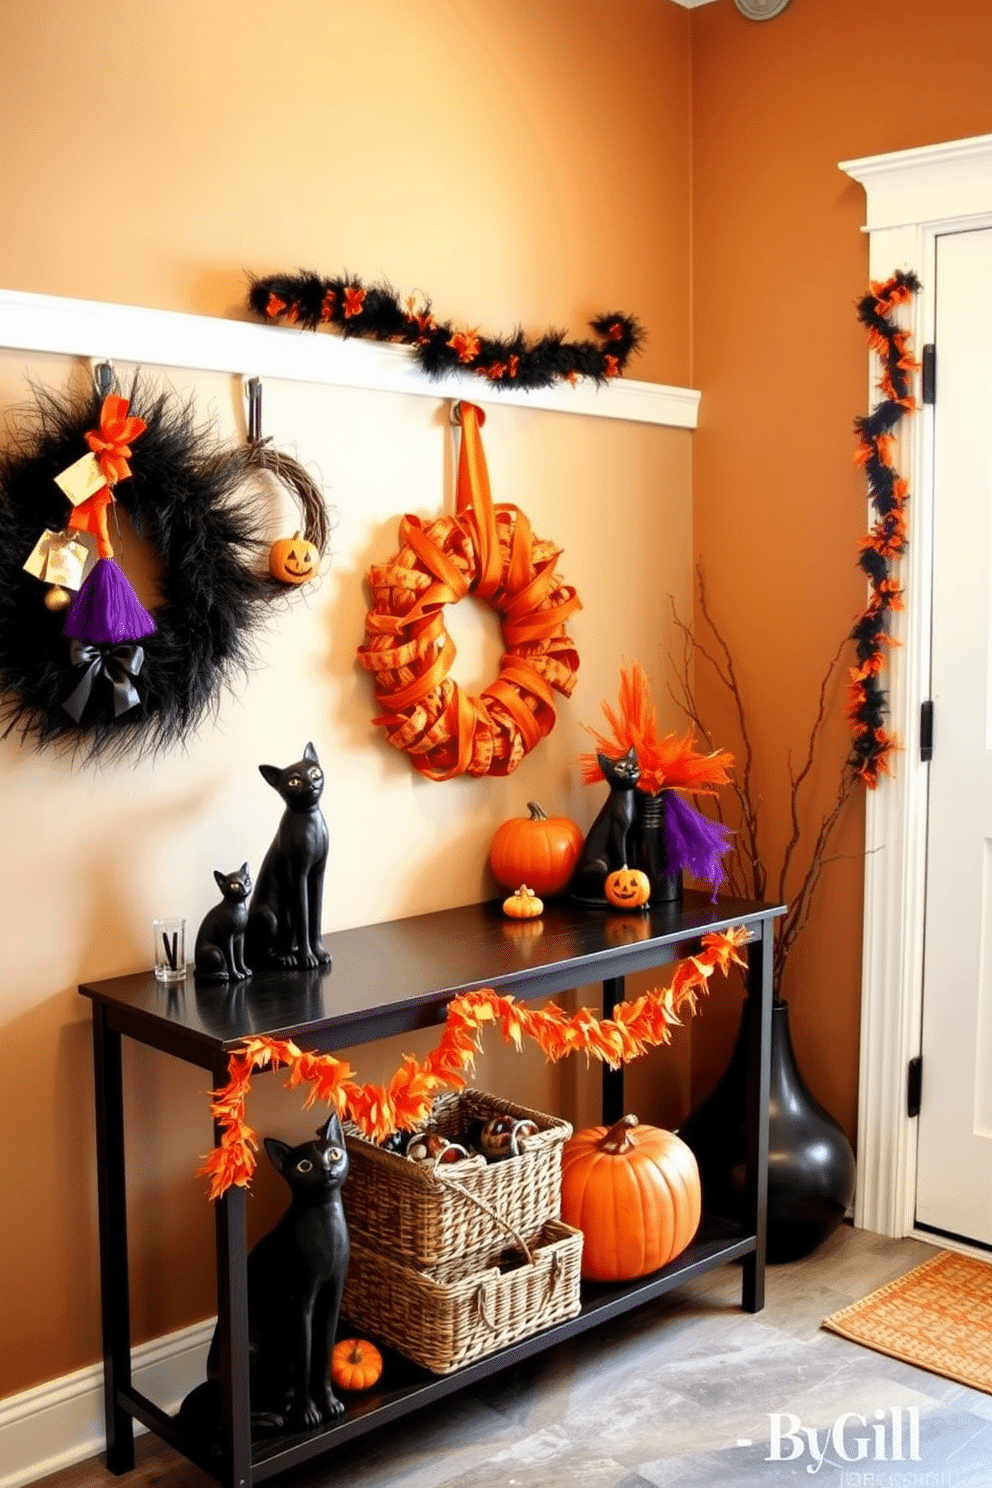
[269,530,319,585]
[604,866,651,911]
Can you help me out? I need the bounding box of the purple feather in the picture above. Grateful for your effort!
[64,558,156,645]
[662,791,733,900]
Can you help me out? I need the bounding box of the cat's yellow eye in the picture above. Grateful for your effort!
[328,1148,342,1161]
[297,1159,313,1172]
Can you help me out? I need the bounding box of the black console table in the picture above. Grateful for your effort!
[80,889,784,1488]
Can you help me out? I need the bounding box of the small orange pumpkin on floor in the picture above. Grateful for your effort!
[560,1114,701,1281]
[331,1337,384,1392]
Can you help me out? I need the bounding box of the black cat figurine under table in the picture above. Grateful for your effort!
[245,742,332,971]
[180,1111,351,1440]
[194,864,252,982]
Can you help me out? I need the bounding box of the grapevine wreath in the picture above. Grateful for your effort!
[358,401,581,780]
[0,375,332,760]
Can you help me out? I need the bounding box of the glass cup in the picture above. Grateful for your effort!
[154,917,186,982]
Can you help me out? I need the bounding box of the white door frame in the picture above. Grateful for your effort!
[839,134,992,1241]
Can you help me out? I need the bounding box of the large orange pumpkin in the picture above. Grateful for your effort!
[489,802,584,897]
[560,1114,701,1281]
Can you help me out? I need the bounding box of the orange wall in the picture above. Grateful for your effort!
[0,0,693,1399]
[689,0,992,1131]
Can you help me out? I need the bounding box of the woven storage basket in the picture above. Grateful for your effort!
[342,1088,571,1272]
[342,1219,583,1374]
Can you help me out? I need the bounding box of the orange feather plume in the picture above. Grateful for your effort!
[580,661,733,795]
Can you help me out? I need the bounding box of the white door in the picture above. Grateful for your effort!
[915,227,992,1247]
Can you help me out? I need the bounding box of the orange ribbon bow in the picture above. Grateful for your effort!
[84,395,147,489]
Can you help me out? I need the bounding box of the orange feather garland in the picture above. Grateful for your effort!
[198,926,750,1199]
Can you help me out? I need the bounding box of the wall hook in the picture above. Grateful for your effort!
[449,399,463,426]
[93,361,115,399]
[245,376,263,444]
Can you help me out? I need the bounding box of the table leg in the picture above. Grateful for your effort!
[91,1006,135,1474]
[214,1119,253,1488]
[741,916,773,1313]
[601,976,625,1124]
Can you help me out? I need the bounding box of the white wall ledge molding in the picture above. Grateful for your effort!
[0,288,700,430]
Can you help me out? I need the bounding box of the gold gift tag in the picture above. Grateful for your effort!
[22,529,89,590]
[54,451,106,506]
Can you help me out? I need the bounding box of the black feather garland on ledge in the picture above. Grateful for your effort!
[246,271,645,390]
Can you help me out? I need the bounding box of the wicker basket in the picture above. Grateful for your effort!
[342,1089,571,1272]
[342,1219,583,1374]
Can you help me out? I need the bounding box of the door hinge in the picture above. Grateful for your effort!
[907,1055,923,1118]
[921,343,936,405]
[920,700,934,762]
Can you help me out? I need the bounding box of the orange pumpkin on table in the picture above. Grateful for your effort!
[490,802,584,897]
[560,1114,701,1281]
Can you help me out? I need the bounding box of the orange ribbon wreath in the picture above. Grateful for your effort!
[357,403,581,780]
[198,925,750,1198]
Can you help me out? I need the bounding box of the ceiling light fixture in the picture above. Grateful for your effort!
[734,0,792,17]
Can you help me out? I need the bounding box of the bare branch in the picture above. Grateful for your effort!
[777,633,850,906]
[668,566,862,995]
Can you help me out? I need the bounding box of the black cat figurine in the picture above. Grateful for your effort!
[570,747,641,906]
[245,742,332,971]
[207,1111,350,1433]
[194,864,252,982]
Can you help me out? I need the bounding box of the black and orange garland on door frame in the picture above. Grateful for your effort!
[247,271,644,390]
[848,269,921,787]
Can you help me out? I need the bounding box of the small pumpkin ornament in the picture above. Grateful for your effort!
[331,1337,384,1392]
[560,1114,701,1281]
[269,530,320,585]
[604,865,651,911]
[502,884,544,919]
[490,802,584,897]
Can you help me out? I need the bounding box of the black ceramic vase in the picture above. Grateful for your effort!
[678,998,856,1264]
[633,790,682,903]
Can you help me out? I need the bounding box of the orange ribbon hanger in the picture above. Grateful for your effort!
[85,394,148,489]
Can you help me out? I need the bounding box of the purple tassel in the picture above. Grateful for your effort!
[662,791,734,901]
[64,558,156,645]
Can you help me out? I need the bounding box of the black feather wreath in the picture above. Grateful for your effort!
[247,271,644,390]
[848,268,921,787]
[0,379,274,760]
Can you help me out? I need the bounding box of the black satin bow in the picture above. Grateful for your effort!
[62,641,145,723]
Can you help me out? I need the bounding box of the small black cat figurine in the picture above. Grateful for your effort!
[570,747,641,905]
[194,864,252,982]
[245,742,332,971]
[208,1111,350,1433]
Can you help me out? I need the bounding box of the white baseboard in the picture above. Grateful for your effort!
[0,1319,214,1488]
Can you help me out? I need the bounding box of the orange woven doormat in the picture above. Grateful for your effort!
[822,1249,992,1395]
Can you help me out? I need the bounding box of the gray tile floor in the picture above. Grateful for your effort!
[43,1224,992,1488]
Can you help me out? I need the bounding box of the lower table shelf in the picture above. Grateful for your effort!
[127,1218,758,1483]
